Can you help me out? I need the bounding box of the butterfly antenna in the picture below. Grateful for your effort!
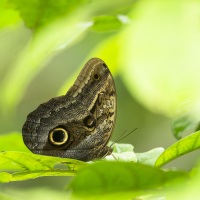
[110,128,137,148]
[109,130,126,147]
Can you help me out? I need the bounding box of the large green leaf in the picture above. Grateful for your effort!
[0,151,86,182]
[69,161,187,199]
[120,0,200,117]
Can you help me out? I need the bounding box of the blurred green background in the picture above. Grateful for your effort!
[1,0,200,196]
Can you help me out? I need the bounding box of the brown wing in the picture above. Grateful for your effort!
[22,58,116,161]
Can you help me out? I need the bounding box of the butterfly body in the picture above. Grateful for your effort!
[22,58,116,161]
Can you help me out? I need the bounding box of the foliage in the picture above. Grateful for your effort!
[0,132,199,199]
[1,0,200,199]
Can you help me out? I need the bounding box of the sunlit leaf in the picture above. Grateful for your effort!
[8,0,90,29]
[0,151,86,182]
[155,131,200,167]
[120,0,200,117]
[0,0,21,28]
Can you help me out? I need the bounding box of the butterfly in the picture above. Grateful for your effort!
[22,58,116,161]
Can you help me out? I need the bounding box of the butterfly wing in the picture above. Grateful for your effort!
[22,58,116,161]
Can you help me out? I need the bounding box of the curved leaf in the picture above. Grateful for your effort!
[0,151,86,182]
[155,131,200,167]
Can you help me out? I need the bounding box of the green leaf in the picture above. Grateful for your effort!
[0,0,21,28]
[8,0,89,29]
[120,0,200,117]
[69,161,187,197]
[155,131,200,167]
[0,151,86,182]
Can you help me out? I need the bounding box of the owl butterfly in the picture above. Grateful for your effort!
[22,58,116,161]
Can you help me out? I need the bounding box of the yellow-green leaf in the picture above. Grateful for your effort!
[155,131,200,167]
[0,151,86,182]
